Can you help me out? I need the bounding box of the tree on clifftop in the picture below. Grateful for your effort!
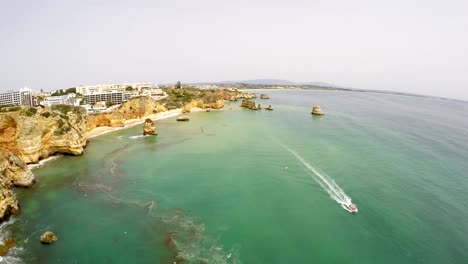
[175,81,181,89]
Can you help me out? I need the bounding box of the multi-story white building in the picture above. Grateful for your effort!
[76,83,159,95]
[84,91,131,105]
[77,83,164,104]
[0,87,33,106]
[41,94,82,107]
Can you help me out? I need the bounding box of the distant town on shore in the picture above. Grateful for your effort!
[0,80,342,114]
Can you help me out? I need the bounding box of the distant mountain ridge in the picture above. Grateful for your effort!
[215,79,339,87]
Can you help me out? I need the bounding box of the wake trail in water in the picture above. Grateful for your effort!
[280,143,351,206]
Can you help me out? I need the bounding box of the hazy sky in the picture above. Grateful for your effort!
[1,0,467,100]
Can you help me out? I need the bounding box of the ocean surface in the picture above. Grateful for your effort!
[2,90,468,263]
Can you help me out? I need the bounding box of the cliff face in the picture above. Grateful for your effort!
[118,97,167,120]
[0,106,87,164]
[0,152,35,221]
[85,112,125,132]
[85,97,167,132]
[181,99,224,113]
[225,92,257,101]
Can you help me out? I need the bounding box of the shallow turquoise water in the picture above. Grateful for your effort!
[4,90,468,263]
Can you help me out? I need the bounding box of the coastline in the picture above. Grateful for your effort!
[28,107,209,170]
[85,108,183,139]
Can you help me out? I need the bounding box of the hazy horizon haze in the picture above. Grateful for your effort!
[1,0,467,100]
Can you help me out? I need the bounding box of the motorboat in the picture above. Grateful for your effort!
[342,202,358,213]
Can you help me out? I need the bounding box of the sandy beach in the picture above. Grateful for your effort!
[85,109,183,139]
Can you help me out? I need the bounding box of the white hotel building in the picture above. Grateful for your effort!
[77,83,164,105]
[75,83,160,95]
[0,87,34,106]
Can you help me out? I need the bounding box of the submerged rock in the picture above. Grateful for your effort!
[311,105,324,115]
[0,238,16,256]
[260,94,270,99]
[177,116,190,122]
[40,231,58,244]
[143,118,157,135]
[265,105,273,110]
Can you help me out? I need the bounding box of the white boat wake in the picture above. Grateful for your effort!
[281,144,353,208]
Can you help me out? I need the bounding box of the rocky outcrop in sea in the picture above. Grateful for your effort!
[40,231,58,244]
[177,116,190,121]
[143,119,157,135]
[240,99,259,110]
[311,105,324,115]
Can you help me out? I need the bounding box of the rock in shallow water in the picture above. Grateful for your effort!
[143,118,157,135]
[40,231,58,244]
[311,105,324,115]
[177,116,190,122]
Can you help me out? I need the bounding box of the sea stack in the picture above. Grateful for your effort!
[143,118,157,135]
[266,105,273,110]
[40,231,58,244]
[260,94,270,99]
[240,99,259,110]
[177,115,190,121]
[311,106,324,115]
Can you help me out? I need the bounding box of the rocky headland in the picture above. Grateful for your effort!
[0,105,87,164]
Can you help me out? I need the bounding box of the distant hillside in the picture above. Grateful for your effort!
[215,79,338,88]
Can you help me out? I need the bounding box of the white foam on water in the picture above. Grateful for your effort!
[27,155,62,170]
[129,135,147,139]
[0,218,24,264]
[281,144,352,206]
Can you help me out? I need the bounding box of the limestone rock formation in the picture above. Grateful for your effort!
[0,151,35,221]
[0,106,87,164]
[118,97,167,120]
[260,94,270,99]
[234,92,256,99]
[85,112,125,132]
[85,97,167,132]
[143,118,157,135]
[240,99,259,110]
[182,99,224,113]
[3,154,35,187]
[0,178,18,222]
[177,116,190,121]
[311,105,324,115]
[265,105,273,110]
[40,231,58,244]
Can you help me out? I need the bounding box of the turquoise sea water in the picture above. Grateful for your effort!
[2,90,468,263]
